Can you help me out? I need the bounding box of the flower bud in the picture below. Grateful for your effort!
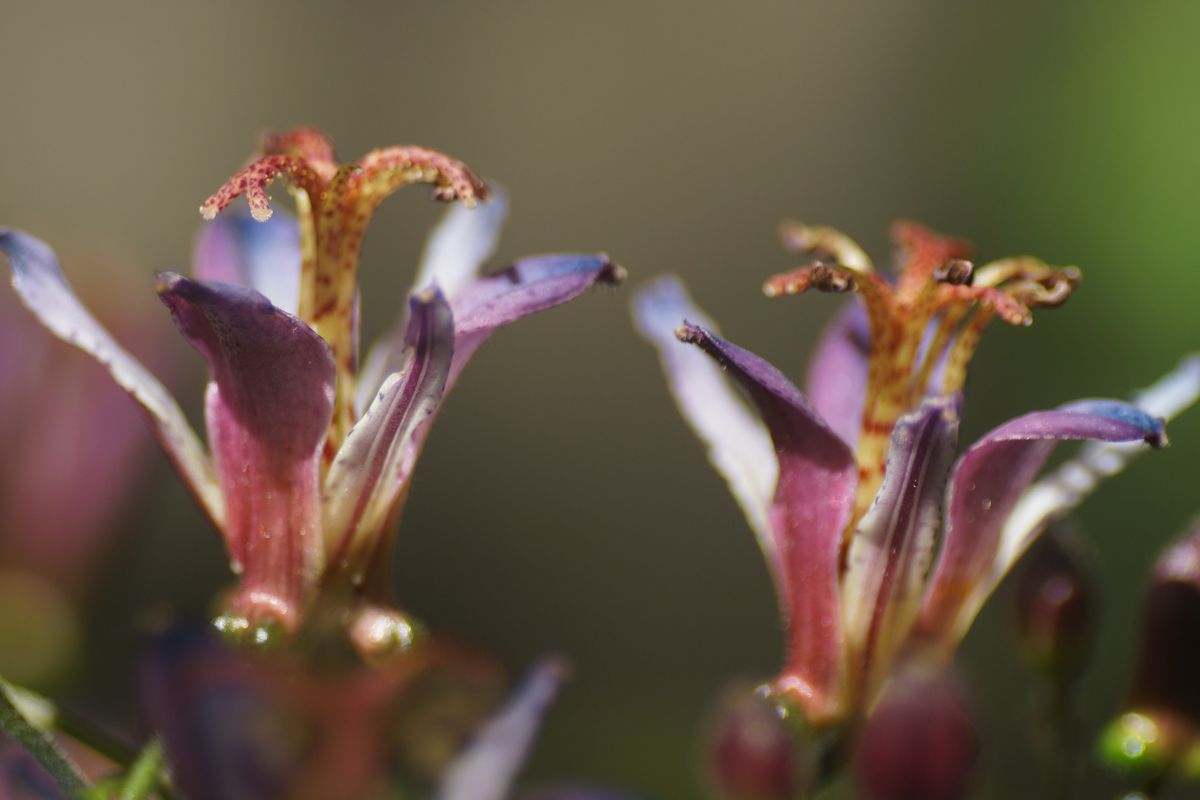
[1099,524,1200,779]
[854,670,977,800]
[705,682,809,800]
[1013,528,1093,684]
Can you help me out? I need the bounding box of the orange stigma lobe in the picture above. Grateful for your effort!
[200,127,489,459]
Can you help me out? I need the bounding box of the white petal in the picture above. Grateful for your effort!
[632,276,779,578]
[437,659,565,800]
[1,229,223,526]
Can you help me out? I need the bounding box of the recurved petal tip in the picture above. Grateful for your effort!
[674,321,707,345]
[597,256,627,285]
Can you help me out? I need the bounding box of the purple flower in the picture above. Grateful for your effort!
[634,220,1200,728]
[1,127,623,653]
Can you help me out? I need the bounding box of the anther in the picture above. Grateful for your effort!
[934,258,975,286]
[810,263,855,293]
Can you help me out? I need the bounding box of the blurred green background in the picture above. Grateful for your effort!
[2,1,1199,796]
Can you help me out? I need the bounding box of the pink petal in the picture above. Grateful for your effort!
[158,274,335,630]
[677,323,857,726]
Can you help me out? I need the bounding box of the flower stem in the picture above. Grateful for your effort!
[117,738,167,800]
[1045,680,1074,800]
[0,678,90,795]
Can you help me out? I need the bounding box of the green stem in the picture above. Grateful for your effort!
[118,739,166,800]
[53,704,139,768]
[1045,680,1074,800]
[0,678,90,795]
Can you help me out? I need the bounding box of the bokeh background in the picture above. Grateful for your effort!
[2,1,1199,796]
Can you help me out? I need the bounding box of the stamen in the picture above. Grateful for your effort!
[778,221,874,272]
[934,259,974,286]
[940,309,993,394]
[936,284,1032,326]
[909,306,968,405]
[891,221,973,301]
[764,221,1083,542]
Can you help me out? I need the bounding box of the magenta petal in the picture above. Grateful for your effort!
[841,395,961,697]
[193,210,302,316]
[0,228,223,526]
[158,274,335,630]
[631,277,779,583]
[437,659,566,800]
[677,323,857,725]
[323,289,454,574]
[918,400,1166,651]
[805,300,870,448]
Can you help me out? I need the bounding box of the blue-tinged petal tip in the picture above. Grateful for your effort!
[1060,399,1166,447]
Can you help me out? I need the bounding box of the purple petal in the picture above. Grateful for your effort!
[677,323,857,726]
[631,277,779,581]
[805,300,870,448]
[437,658,566,800]
[323,289,454,578]
[357,190,507,416]
[357,251,621,415]
[918,399,1168,652]
[0,228,223,527]
[413,187,509,298]
[193,210,302,316]
[158,274,334,629]
[841,395,960,698]
[447,253,623,383]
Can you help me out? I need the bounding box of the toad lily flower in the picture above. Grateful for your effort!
[1,127,622,653]
[634,221,1200,729]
